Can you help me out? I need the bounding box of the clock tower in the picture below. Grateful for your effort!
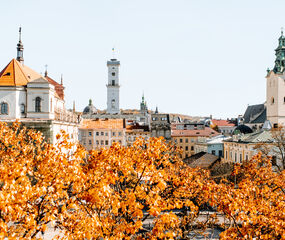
[106,58,120,114]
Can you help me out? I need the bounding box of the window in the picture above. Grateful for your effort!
[191,146,194,151]
[89,140,92,145]
[152,117,158,121]
[1,102,8,115]
[212,150,216,155]
[118,140,121,144]
[235,153,237,163]
[105,132,108,136]
[101,132,104,136]
[35,97,41,112]
[274,123,278,129]
[185,146,188,151]
[118,132,122,136]
[284,97,285,103]
[161,117,167,121]
[20,103,25,114]
[88,131,92,136]
[96,132,99,136]
[245,155,248,161]
[112,80,115,86]
[185,139,188,143]
[219,150,223,157]
[112,132,116,137]
[96,140,99,145]
[112,72,115,76]
[271,97,275,104]
[240,154,242,163]
[180,138,183,143]
[105,140,109,145]
[101,140,104,145]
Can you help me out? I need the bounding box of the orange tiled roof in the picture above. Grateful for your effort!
[0,59,42,86]
[212,119,235,127]
[171,127,219,137]
[80,119,125,129]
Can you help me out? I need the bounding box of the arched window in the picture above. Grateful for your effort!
[1,102,8,115]
[20,103,25,114]
[112,72,115,76]
[35,97,41,112]
[271,97,275,104]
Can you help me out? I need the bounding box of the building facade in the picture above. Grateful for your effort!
[126,122,150,146]
[171,123,219,159]
[0,30,79,143]
[79,119,126,151]
[150,113,171,140]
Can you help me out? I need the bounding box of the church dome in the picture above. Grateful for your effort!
[233,125,253,135]
[83,99,97,115]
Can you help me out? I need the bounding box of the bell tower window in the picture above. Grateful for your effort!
[35,97,42,112]
[112,72,115,76]
[112,80,115,86]
[271,97,275,104]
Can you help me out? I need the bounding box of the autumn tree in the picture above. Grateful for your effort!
[213,153,285,239]
[0,122,217,239]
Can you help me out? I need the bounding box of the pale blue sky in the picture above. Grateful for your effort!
[0,0,283,118]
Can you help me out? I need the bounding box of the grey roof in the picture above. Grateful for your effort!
[243,104,266,124]
[183,152,220,169]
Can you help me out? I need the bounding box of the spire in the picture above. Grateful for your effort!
[73,101,75,113]
[16,27,24,64]
[273,28,285,73]
[60,74,63,85]
[155,106,159,114]
[44,64,48,77]
[89,99,92,106]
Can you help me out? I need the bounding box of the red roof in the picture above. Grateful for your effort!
[45,75,65,100]
[212,119,235,127]
[171,127,219,137]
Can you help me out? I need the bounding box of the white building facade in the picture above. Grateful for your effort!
[106,58,120,114]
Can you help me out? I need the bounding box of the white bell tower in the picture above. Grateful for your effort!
[106,57,120,114]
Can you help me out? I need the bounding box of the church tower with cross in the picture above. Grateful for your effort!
[106,49,120,114]
[266,29,285,127]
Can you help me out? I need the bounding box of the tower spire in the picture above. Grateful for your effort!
[16,27,24,64]
[273,29,285,73]
[44,64,48,77]
[61,74,63,85]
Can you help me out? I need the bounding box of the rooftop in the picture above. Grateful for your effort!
[80,118,125,129]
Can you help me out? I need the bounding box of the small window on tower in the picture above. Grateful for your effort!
[283,97,285,103]
[271,97,275,104]
[112,80,115,86]
[112,72,115,76]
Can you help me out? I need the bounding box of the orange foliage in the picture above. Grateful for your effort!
[0,122,284,239]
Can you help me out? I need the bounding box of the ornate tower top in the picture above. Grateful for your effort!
[273,28,285,74]
[16,27,24,64]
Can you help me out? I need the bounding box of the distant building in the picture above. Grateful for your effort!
[242,104,266,131]
[171,123,219,158]
[195,135,230,157]
[79,118,126,150]
[0,28,79,144]
[150,112,171,140]
[126,122,150,146]
[223,131,272,164]
[210,119,236,135]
